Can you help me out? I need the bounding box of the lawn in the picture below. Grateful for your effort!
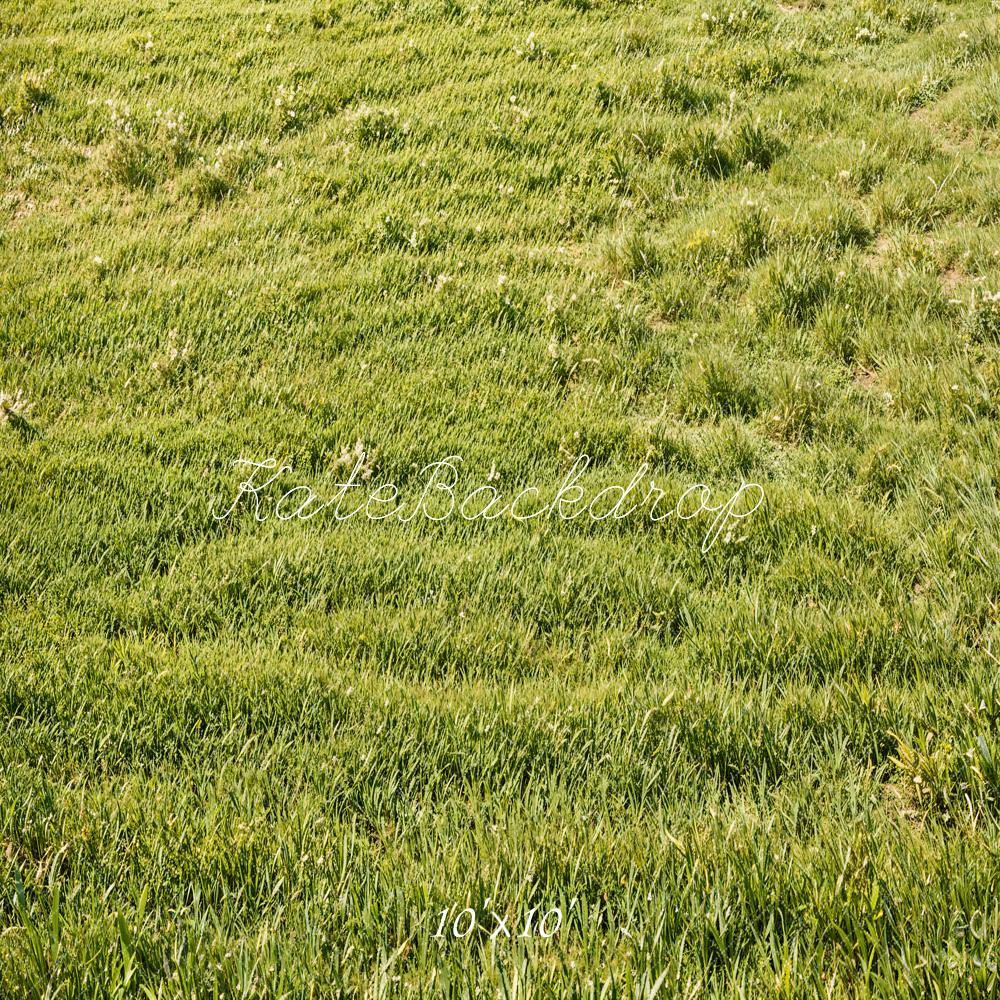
[2,0,1000,995]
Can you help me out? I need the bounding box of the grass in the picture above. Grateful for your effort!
[2,0,1000,995]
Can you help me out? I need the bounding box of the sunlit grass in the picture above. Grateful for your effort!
[2,0,1000,995]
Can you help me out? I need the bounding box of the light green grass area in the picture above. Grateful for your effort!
[3,0,1000,994]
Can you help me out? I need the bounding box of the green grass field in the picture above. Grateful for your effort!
[3,0,1000,995]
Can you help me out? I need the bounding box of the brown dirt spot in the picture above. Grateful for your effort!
[864,233,895,272]
[853,367,877,389]
[941,265,965,290]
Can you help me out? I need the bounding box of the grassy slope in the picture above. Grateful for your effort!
[2,0,1000,994]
